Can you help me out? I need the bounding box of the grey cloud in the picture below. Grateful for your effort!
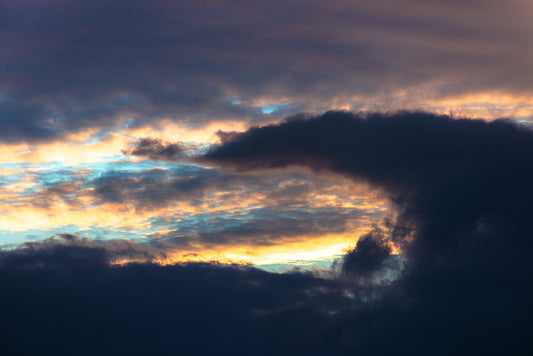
[159,207,373,250]
[123,138,185,161]
[22,162,383,249]
[1,0,532,141]
[87,165,376,212]
[27,164,333,210]
[9,234,168,264]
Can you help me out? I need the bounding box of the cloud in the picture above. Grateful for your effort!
[86,166,380,250]
[122,138,185,161]
[1,160,384,255]
[161,206,368,250]
[203,110,533,353]
[0,242,356,355]
[11,234,168,263]
[1,0,533,141]
[337,226,392,279]
[2,110,533,353]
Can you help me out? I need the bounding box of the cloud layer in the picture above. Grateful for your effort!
[2,0,533,141]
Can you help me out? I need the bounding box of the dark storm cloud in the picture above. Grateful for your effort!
[0,242,357,355]
[1,0,532,141]
[337,226,392,279]
[122,138,185,161]
[203,111,533,353]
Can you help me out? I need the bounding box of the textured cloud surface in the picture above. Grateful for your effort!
[1,0,533,142]
[202,111,533,352]
[2,111,532,354]
[2,0,532,256]
[2,0,533,352]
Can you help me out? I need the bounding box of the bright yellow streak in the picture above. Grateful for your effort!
[111,228,377,267]
[0,119,250,165]
[124,119,249,145]
[113,226,404,268]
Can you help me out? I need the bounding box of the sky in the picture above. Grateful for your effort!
[1,1,533,354]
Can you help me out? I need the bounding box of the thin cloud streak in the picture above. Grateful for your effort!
[0,160,386,264]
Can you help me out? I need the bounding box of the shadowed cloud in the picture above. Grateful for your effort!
[202,110,533,353]
[0,242,356,355]
[1,0,532,141]
[2,111,533,354]
[123,138,185,161]
[338,226,392,279]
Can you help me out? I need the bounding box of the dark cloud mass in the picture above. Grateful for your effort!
[0,244,354,355]
[203,111,533,353]
[338,226,393,279]
[2,111,533,354]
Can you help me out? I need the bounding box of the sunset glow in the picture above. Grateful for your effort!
[1,1,532,353]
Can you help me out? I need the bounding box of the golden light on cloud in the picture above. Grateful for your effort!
[0,132,131,165]
[0,119,252,165]
[124,119,249,145]
[304,91,533,122]
[113,230,375,268]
